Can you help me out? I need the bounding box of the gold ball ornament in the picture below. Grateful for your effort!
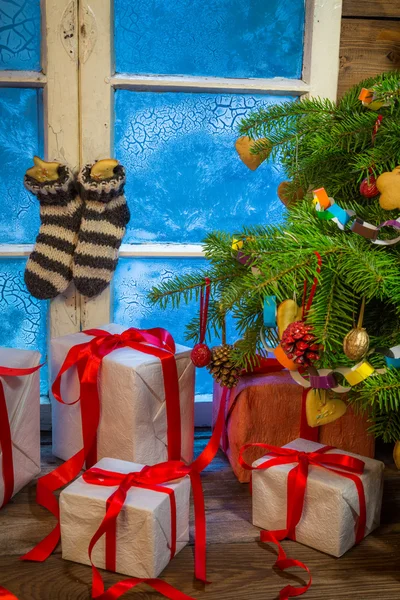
[393,441,400,470]
[277,181,304,207]
[343,327,370,361]
[235,136,271,171]
[376,166,400,210]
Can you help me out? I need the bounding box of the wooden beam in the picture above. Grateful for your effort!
[342,0,400,19]
[339,19,400,98]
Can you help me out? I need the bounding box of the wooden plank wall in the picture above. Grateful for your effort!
[339,0,400,97]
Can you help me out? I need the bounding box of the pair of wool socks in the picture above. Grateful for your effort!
[24,159,130,300]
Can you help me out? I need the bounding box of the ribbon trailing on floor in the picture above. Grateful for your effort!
[0,586,20,599]
[0,363,43,510]
[239,443,366,599]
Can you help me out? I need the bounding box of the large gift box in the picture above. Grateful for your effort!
[213,371,375,483]
[51,324,195,465]
[60,457,190,578]
[251,438,384,557]
[0,347,41,507]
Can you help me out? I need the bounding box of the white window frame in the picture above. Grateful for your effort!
[0,0,343,423]
[78,0,343,329]
[0,0,80,412]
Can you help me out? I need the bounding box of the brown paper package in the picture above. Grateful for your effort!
[212,371,375,483]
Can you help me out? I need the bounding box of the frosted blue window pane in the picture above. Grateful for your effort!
[113,258,237,396]
[114,0,304,79]
[115,91,288,244]
[0,259,48,394]
[0,88,43,244]
[0,0,41,70]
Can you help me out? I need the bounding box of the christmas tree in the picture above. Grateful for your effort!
[149,71,400,446]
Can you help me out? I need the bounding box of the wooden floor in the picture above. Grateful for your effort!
[1,431,400,599]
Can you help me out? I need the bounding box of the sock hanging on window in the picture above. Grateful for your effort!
[24,164,82,299]
[72,162,130,298]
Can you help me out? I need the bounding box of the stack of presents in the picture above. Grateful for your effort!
[0,324,384,598]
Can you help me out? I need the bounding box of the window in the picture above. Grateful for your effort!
[0,0,342,404]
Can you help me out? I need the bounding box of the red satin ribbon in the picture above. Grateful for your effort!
[0,363,43,510]
[302,252,322,319]
[0,586,19,599]
[239,443,366,598]
[22,327,181,562]
[83,461,207,599]
[199,278,211,344]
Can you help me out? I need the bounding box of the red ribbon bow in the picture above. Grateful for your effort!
[0,363,43,510]
[22,327,181,562]
[239,443,366,599]
[82,460,207,599]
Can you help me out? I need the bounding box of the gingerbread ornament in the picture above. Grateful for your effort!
[377,166,400,210]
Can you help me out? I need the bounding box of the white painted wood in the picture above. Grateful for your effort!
[0,243,205,258]
[303,0,343,101]
[44,0,81,338]
[119,244,205,257]
[79,0,113,329]
[111,74,310,96]
[0,71,46,87]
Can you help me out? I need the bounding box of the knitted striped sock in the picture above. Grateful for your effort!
[72,162,130,298]
[24,165,83,299]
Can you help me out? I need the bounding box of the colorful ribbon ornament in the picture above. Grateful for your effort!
[289,360,382,393]
[313,187,400,245]
[0,586,19,600]
[377,344,400,368]
[0,363,43,509]
[239,443,366,599]
[82,460,207,599]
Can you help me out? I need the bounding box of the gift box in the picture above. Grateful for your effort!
[251,438,384,557]
[60,457,190,578]
[212,371,375,483]
[0,347,41,507]
[51,324,195,465]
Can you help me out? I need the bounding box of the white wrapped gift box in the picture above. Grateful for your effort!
[51,324,195,465]
[0,347,41,506]
[60,457,190,578]
[252,438,384,557]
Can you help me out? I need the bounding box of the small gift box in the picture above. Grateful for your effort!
[51,324,195,466]
[249,438,384,557]
[213,372,375,483]
[0,348,41,508]
[60,457,191,578]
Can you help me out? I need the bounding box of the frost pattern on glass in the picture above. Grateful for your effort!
[114,0,304,79]
[0,88,43,244]
[113,258,237,396]
[0,0,41,70]
[115,92,289,244]
[0,259,48,394]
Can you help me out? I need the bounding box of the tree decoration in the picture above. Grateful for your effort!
[377,166,400,210]
[343,297,370,362]
[235,136,271,171]
[149,72,400,444]
[394,441,400,469]
[276,299,302,339]
[281,321,320,366]
[207,344,240,389]
[277,181,304,207]
[359,176,379,198]
[305,388,347,427]
[190,278,212,368]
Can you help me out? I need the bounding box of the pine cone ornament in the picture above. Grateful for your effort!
[207,344,240,388]
[281,321,320,366]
